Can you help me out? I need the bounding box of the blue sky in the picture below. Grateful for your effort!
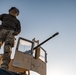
[0,0,76,75]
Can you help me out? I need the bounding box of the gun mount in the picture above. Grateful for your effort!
[0,32,59,75]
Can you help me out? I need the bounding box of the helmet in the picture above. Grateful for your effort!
[9,7,19,15]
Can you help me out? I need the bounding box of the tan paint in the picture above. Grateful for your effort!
[13,51,46,75]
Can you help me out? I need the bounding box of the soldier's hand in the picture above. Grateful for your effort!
[13,32,19,36]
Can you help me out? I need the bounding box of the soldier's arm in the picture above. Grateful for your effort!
[17,20,21,34]
[0,14,5,30]
[0,14,5,21]
[14,20,21,36]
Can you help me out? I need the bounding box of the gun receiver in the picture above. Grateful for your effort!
[33,32,59,50]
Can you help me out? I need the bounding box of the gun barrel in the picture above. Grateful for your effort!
[33,32,59,50]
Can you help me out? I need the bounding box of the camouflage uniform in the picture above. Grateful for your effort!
[0,29,15,69]
[0,13,21,69]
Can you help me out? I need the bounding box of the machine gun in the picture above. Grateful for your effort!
[33,32,59,60]
[0,32,59,75]
[33,32,59,50]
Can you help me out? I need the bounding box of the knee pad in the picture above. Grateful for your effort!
[4,45,12,53]
[5,37,14,47]
[3,53,10,59]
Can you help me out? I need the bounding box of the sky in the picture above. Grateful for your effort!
[0,0,76,75]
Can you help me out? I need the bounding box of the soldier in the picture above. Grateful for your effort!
[0,7,21,69]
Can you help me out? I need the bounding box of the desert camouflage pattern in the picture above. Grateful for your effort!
[0,29,15,69]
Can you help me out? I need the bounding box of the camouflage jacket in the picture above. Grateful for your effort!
[0,14,21,36]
